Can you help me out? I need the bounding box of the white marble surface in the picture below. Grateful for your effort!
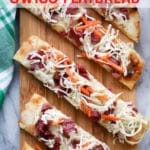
[0,8,150,150]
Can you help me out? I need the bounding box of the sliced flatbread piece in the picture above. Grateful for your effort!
[20,94,110,150]
[94,7,140,42]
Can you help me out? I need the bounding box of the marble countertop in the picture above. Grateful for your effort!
[0,8,150,150]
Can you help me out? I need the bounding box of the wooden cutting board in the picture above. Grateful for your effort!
[19,8,137,150]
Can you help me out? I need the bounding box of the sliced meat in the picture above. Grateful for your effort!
[66,7,79,14]
[27,55,40,61]
[53,72,61,85]
[104,108,115,115]
[35,119,54,139]
[112,72,121,79]
[91,110,100,120]
[76,65,89,80]
[109,57,120,66]
[92,144,104,150]
[71,139,80,148]
[38,50,45,56]
[61,119,77,138]
[69,27,84,46]
[51,137,61,150]
[41,104,52,113]
[119,8,129,20]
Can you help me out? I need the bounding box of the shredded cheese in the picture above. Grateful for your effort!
[25,48,149,145]
[96,3,129,25]
[41,108,67,124]
[37,105,109,150]
[22,0,133,77]
[80,24,130,76]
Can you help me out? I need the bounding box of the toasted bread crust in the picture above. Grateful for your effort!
[19,93,47,135]
[119,50,144,89]
[14,36,50,67]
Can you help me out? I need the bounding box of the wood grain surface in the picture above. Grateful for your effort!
[19,8,137,150]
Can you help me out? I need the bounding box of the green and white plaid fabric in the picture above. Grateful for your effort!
[0,0,16,107]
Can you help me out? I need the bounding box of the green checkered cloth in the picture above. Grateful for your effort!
[0,0,16,107]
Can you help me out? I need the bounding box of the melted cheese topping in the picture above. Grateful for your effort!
[41,108,67,124]
[95,3,129,25]
[26,49,115,110]
[26,48,149,145]
[38,107,109,150]
[80,24,130,76]
[21,0,133,77]
[23,0,86,32]
[98,100,147,144]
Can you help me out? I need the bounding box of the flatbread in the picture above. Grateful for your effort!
[19,1,144,89]
[19,94,109,150]
[15,36,149,145]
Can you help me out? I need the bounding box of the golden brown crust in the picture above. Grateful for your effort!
[129,8,140,41]
[119,50,144,89]
[14,36,50,67]
[127,120,150,145]
[14,35,144,90]
[19,94,47,135]
[95,8,140,42]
